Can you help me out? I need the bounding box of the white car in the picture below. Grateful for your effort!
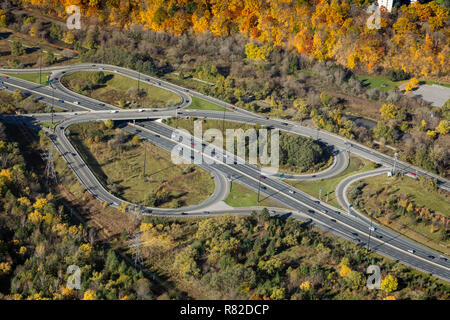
[73,101,80,105]
[369,226,375,232]
[408,249,416,254]
[110,110,118,113]
[137,109,145,112]
[114,70,118,73]
[99,67,104,70]
[288,190,295,194]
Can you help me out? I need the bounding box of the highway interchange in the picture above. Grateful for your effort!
[0,64,449,281]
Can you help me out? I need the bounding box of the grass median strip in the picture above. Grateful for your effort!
[225,182,286,208]
[286,156,376,209]
[186,96,230,112]
[5,72,52,85]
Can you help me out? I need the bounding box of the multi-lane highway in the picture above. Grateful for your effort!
[0,64,449,281]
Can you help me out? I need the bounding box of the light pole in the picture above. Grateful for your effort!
[393,152,398,175]
[367,211,374,251]
[137,69,140,93]
[222,109,226,134]
[51,86,54,124]
[257,174,262,203]
[143,145,146,177]
[39,50,42,85]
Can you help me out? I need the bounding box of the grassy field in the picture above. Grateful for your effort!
[62,71,182,109]
[67,121,215,208]
[186,96,230,112]
[286,156,375,209]
[225,182,285,208]
[4,72,52,85]
[357,75,404,92]
[361,175,449,217]
[353,175,450,253]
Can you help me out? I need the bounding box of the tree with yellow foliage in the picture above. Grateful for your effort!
[0,169,11,181]
[426,130,437,140]
[380,275,398,294]
[0,262,12,275]
[28,210,43,225]
[380,104,398,120]
[270,287,285,300]
[131,135,141,146]
[436,120,449,135]
[339,264,352,277]
[82,289,97,300]
[245,43,269,61]
[404,77,419,93]
[33,198,47,210]
[299,281,311,291]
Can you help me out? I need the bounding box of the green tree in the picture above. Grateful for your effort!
[49,23,62,41]
[44,51,56,65]
[11,41,25,56]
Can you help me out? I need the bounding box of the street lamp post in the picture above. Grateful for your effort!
[143,145,146,177]
[137,69,140,93]
[39,51,42,85]
[393,152,398,175]
[51,86,54,124]
[367,211,374,251]
[257,174,261,203]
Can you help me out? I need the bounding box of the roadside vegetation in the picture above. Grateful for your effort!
[61,71,181,109]
[4,72,51,85]
[0,89,57,114]
[186,96,229,112]
[349,174,450,254]
[67,121,215,208]
[0,120,163,300]
[134,210,450,300]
